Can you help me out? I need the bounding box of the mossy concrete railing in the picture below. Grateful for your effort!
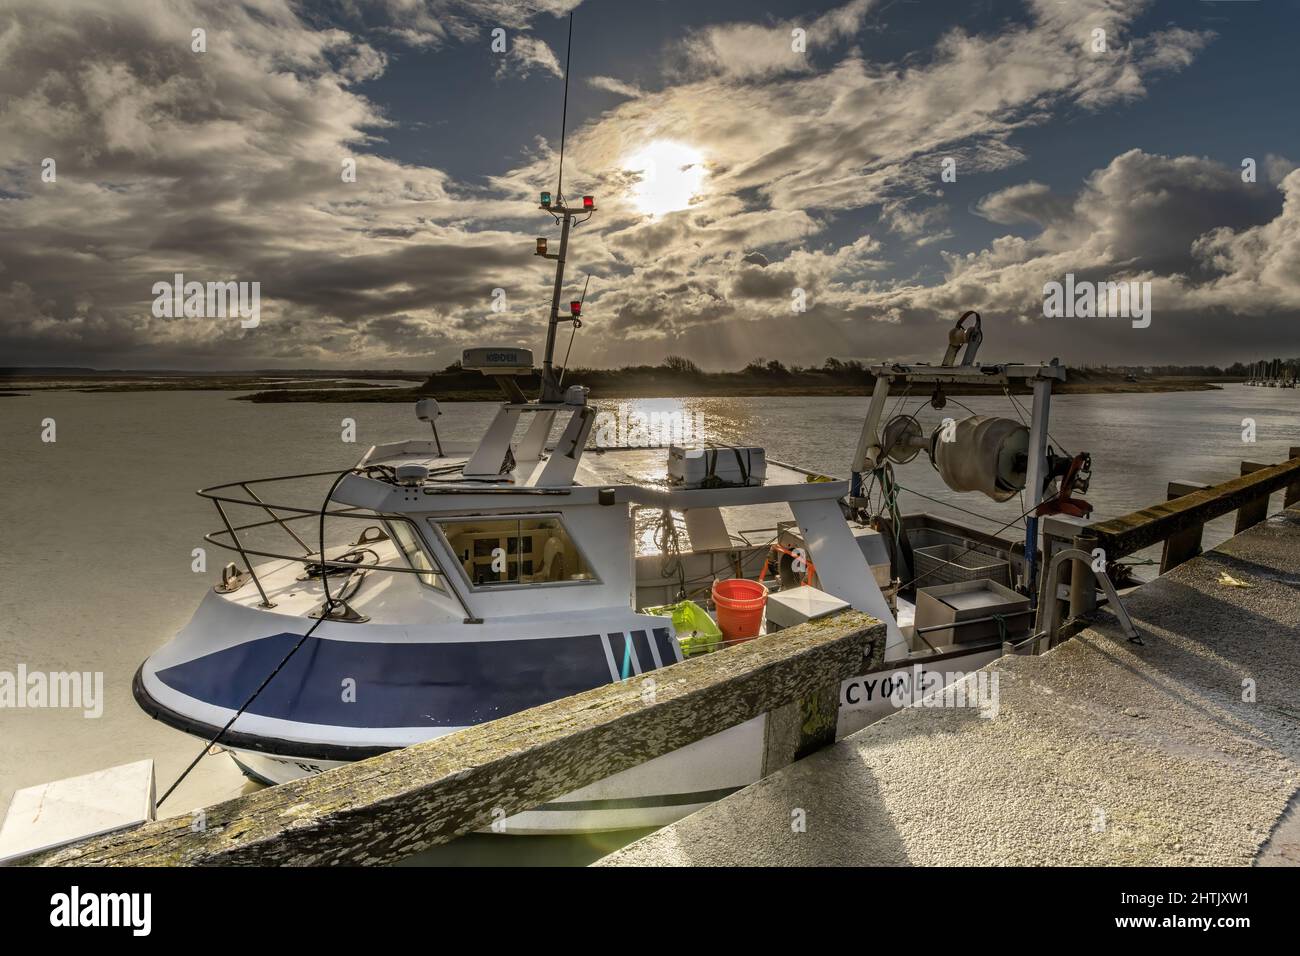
[22,611,885,866]
[1087,449,1300,564]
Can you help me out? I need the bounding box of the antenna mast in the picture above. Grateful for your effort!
[534,10,596,403]
[556,11,573,205]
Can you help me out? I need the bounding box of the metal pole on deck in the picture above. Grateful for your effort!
[850,375,894,503]
[1022,375,1053,604]
[540,210,572,403]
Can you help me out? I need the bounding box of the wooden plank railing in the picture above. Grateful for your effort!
[22,611,886,867]
[1088,448,1300,565]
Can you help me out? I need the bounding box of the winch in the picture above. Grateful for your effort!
[848,310,1096,597]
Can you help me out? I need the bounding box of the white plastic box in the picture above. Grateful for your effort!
[667,445,767,489]
[766,585,850,631]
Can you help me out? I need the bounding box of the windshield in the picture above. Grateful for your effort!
[386,518,442,590]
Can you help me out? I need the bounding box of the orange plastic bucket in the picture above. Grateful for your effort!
[712,578,768,643]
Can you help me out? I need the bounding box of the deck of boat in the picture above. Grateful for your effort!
[582,448,821,550]
[357,443,829,553]
[362,443,824,488]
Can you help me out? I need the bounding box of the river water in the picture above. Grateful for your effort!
[1,385,1295,864]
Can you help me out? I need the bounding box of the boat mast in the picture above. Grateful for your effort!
[536,206,596,402]
[534,11,595,404]
[540,205,573,402]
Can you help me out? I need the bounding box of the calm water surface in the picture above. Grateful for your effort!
[1,386,1295,863]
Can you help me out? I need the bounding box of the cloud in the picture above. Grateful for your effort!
[478,0,1222,365]
[674,0,878,80]
[1187,167,1300,312]
[362,0,582,48]
[0,0,556,367]
[974,182,1073,227]
[495,34,563,80]
[588,75,643,98]
[542,0,1212,231]
[5,0,1278,372]
[856,151,1299,364]
[882,201,953,245]
[962,149,1281,281]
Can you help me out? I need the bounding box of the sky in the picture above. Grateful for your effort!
[1,0,1297,371]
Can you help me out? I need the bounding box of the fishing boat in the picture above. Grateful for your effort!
[132,173,1130,832]
[133,22,1133,831]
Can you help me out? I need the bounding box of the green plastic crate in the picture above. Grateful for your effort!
[643,600,722,657]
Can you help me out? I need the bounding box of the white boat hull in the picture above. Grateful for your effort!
[837,647,1003,737]
[225,717,766,834]
[215,643,1001,834]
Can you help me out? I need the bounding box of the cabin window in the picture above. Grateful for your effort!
[433,515,597,588]
[385,518,443,590]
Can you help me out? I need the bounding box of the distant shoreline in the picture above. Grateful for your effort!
[0,371,1230,401]
[240,380,1226,402]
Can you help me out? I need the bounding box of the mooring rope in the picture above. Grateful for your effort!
[156,466,357,807]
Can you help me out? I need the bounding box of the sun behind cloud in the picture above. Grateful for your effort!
[623,140,707,215]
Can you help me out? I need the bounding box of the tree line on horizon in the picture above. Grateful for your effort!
[428,355,1272,385]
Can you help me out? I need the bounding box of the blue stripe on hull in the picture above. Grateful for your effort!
[155,631,661,728]
[654,627,682,665]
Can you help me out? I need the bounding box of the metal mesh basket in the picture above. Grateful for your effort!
[912,543,1010,587]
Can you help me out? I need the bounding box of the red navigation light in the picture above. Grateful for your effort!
[570,300,582,317]
[582,195,594,209]
[536,237,548,255]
